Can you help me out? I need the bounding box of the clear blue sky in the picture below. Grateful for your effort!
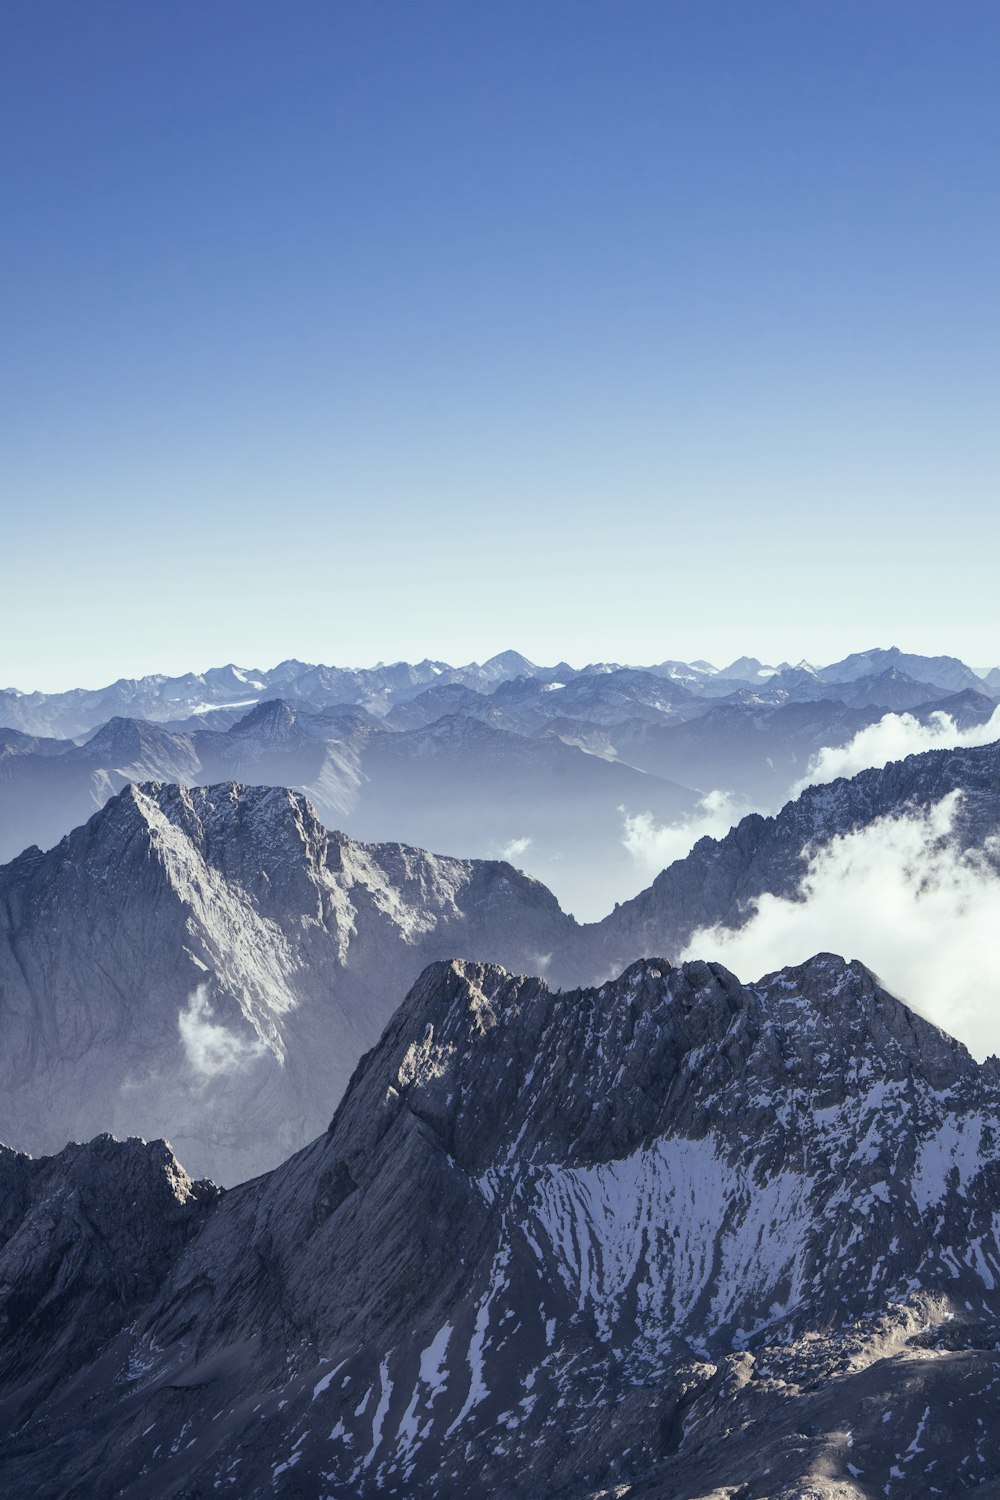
[2,1,998,689]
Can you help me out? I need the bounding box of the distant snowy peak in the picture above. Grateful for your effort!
[819,645,985,694]
[478,649,537,678]
[224,697,308,745]
[2,646,994,738]
[717,655,780,682]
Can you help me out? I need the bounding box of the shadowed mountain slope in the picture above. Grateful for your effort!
[3,955,1000,1497]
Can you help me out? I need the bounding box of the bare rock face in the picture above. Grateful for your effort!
[0,781,576,1183]
[4,955,1000,1497]
[0,1134,218,1430]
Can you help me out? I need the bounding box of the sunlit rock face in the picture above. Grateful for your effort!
[4,953,1000,1498]
[0,780,576,1184]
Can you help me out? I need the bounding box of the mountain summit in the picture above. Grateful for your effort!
[3,954,1000,1496]
[0,781,575,1182]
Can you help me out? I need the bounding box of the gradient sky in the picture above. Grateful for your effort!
[2,1,999,690]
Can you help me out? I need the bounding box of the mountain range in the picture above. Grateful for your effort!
[2,646,997,919]
[3,645,994,740]
[2,952,1000,1497]
[3,731,1000,1184]
[2,644,1000,1494]
[0,702,699,917]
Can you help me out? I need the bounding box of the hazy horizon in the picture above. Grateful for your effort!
[5,639,999,697]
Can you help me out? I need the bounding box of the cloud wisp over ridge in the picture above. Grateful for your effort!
[621,791,762,880]
[681,792,1000,1060]
[793,708,1000,796]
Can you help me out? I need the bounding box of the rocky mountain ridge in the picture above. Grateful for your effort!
[592,735,1000,977]
[0,1133,219,1431]
[3,953,1000,1497]
[0,781,576,1183]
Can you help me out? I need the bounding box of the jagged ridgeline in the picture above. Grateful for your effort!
[0,781,576,1183]
[1,648,992,741]
[2,956,1000,1497]
[2,737,1000,1183]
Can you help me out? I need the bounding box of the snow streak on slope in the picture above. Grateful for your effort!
[522,1136,810,1351]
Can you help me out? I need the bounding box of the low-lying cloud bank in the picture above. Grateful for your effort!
[681,791,1000,1060]
[793,706,1000,795]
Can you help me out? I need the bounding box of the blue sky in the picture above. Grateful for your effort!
[2,1,998,689]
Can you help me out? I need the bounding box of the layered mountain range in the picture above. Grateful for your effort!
[3,953,1000,1497]
[2,647,997,918]
[2,646,1000,1495]
[4,646,993,741]
[0,701,699,916]
[3,733,1000,1184]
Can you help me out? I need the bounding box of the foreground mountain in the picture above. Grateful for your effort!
[0,781,575,1183]
[3,954,1000,1497]
[0,1135,218,1429]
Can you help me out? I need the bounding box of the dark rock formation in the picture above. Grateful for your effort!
[3,954,1000,1497]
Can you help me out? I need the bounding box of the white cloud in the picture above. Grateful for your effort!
[793,707,1000,796]
[178,985,267,1079]
[497,835,534,862]
[623,790,759,876]
[680,792,1000,1060]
